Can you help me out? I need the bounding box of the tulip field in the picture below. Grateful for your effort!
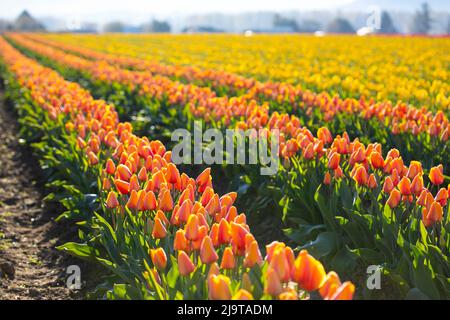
[0,32,449,301]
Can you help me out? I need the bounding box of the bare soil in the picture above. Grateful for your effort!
[0,88,88,300]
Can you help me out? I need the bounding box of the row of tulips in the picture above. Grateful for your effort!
[36,34,448,111]
[7,34,450,298]
[18,33,450,170]
[0,36,355,300]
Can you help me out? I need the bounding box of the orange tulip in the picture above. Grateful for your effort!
[152,218,167,239]
[429,165,444,186]
[143,190,158,210]
[244,240,263,268]
[220,247,235,270]
[126,189,139,210]
[174,229,188,251]
[382,176,394,194]
[129,174,140,192]
[218,218,231,245]
[117,164,132,181]
[178,251,195,276]
[292,250,326,291]
[138,167,148,181]
[323,172,331,185]
[426,201,443,224]
[200,236,219,264]
[265,267,283,296]
[411,175,424,196]
[208,274,231,300]
[387,189,401,208]
[185,214,200,241]
[370,151,384,169]
[319,271,341,299]
[328,152,340,170]
[196,168,211,187]
[368,174,378,189]
[353,165,368,186]
[114,179,130,195]
[106,191,119,209]
[158,189,173,212]
[232,289,253,300]
[328,282,355,300]
[398,177,412,196]
[150,248,167,270]
[435,188,448,206]
[105,159,116,175]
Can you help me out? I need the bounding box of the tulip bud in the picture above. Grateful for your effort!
[150,248,167,270]
[178,251,195,276]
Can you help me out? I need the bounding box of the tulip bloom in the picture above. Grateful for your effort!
[328,152,340,170]
[293,250,326,291]
[382,176,394,194]
[158,189,174,212]
[319,271,341,299]
[200,236,219,264]
[106,191,119,209]
[264,268,283,297]
[328,282,355,300]
[185,214,200,241]
[232,289,253,300]
[429,165,444,186]
[174,229,188,251]
[353,165,368,186]
[152,218,167,239]
[178,251,195,276]
[220,247,236,269]
[150,248,167,270]
[398,177,412,196]
[105,159,116,175]
[208,274,231,300]
[387,189,401,208]
[244,240,263,268]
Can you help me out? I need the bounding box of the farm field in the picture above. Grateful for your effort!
[0,32,449,302]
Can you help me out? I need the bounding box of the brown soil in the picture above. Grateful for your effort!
[0,88,89,300]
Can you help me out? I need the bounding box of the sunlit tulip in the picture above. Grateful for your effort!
[143,190,158,210]
[105,159,116,175]
[429,165,444,186]
[387,189,401,208]
[126,189,139,210]
[264,267,283,296]
[244,240,263,268]
[114,179,130,195]
[200,236,219,264]
[232,289,253,300]
[293,250,326,291]
[208,274,231,300]
[150,248,167,270]
[174,229,188,251]
[185,214,200,241]
[106,191,119,209]
[178,251,195,276]
[328,282,355,300]
[220,247,236,269]
[398,177,412,196]
[152,218,167,239]
[158,189,173,211]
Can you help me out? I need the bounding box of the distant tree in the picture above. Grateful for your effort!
[273,14,299,32]
[103,21,125,33]
[142,20,171,33]
[14,10,45,32]
[326,18,355,34]
[298,20,321,33]
[377,11,397,34]
[411,2,432,34]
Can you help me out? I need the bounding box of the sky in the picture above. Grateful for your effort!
[0,0,359,21]
[1,0,449,24]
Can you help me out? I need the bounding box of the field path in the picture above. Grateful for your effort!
[0,87,78,299]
